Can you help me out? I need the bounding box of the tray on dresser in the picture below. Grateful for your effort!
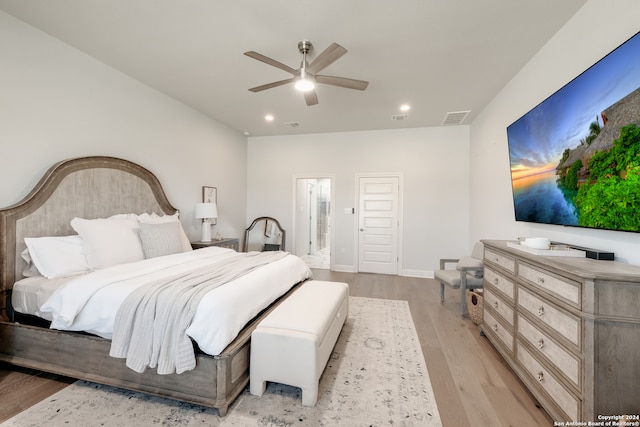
[506,241,586,257]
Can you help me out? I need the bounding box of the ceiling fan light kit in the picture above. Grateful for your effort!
[244,40,369,106]
[294,70,315,92]
[294,78,315,92]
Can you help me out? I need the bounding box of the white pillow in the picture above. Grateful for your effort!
[138,222,183,259]
[24,235,90,279]
[109,213,139,220]
[20,248,42,277]
[71,217,145,269]
[138,212,192,252]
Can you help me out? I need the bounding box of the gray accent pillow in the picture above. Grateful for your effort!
[138,222,183,259]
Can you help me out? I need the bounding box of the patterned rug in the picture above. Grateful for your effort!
[2,297,441,427]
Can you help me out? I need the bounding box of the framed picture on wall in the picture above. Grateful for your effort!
[202,186,217,203]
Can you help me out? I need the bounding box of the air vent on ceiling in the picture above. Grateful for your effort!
[441,110,470,125]
[391,114,409,121]
[284,122,301,128]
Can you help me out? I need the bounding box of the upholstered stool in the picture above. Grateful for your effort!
[249,280,349,406]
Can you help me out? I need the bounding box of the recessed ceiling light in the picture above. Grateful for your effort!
[265,114,274,122]
[400,104,411,112]
[244,131,251,136]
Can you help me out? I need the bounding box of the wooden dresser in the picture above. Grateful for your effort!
[481,240,640,422]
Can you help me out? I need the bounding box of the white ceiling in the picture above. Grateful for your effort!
[0,0,587,137]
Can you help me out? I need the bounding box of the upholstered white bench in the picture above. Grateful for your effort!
[249,280,349,406]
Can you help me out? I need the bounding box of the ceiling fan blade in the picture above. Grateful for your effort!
[315,75,369,91]
[244,51,300,76]
[248,78,295,92]
[304,90,319,106]
[306,43,347,74]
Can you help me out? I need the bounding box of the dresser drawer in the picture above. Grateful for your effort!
[484,248,516,274]
[484,267,515,301]
[483,309,514,354]
[518,262,581,307]
[517,342,580,421]
[518,287,581,348]
[518,314,580,389]
[484,288,514,326]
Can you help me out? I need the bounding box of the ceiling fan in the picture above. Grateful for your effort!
[244,40,369,106]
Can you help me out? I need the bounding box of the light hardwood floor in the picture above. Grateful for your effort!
[0,271,554,426]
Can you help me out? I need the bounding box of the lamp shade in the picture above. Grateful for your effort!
[195,202,218,219]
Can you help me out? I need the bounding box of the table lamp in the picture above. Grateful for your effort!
[195,202,218,242]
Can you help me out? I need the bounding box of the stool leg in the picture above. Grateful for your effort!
[460,283,468,317]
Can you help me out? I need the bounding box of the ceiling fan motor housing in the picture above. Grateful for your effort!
[298,40,312,54]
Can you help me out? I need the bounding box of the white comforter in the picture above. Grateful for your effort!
[39,247,311,356]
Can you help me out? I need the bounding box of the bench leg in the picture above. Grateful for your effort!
[250,378,267,397]
[440,282,445,303]
[301,382,319,406]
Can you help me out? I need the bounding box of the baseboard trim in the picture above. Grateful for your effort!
[401,269,434,278]
[332,264,356,273]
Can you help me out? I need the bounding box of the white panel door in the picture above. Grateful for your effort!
[358,176,399,274]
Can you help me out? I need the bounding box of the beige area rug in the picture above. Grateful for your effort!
[3,297,441,427]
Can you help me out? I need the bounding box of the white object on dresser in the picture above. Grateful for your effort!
[506,241,586,257]
[523,237,551,249]
[481,240,640,422]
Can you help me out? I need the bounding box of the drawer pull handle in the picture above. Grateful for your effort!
[493,301,499,309]
[537,277,545,284]
[537,306,545,316]
[492,324,498,332]
[537,372,544,382]
[537,339,545,349]
[493,278,499,285]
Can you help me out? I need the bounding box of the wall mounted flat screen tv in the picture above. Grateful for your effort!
[507,31,640,233]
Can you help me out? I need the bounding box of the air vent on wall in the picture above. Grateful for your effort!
[441,110,470,125]
[391,114,409,121]
[284,122,301,128]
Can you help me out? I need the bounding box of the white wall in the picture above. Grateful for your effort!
[470,0,640,265]
[12,2,635,273]
[248,126,470,275]
[0,11,247,241]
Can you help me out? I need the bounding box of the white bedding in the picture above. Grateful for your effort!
[12,247,311,356]
[11,276,66,321]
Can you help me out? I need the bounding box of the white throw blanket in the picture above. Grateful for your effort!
[109,251,288,375]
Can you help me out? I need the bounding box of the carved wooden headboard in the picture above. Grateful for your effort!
[0,156,178,293]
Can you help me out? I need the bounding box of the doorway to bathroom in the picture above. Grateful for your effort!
[294,177,332,270]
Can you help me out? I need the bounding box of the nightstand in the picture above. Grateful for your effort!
[191,238,239,251]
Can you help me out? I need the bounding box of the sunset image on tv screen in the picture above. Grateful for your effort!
[507,32,640,232]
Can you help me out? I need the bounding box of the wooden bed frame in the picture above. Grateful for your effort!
[0,156,298,416]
